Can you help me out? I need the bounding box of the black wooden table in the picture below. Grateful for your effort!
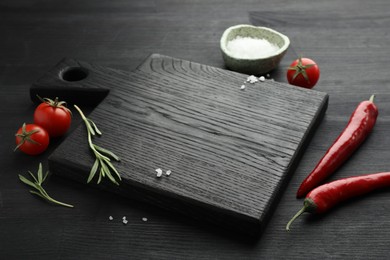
[2,1,390,259]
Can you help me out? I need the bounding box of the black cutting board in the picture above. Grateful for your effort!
[30,54,328,237]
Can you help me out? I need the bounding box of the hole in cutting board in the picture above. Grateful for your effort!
[60,67,89,82]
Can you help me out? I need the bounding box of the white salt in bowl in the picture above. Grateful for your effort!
[220,24,290,75]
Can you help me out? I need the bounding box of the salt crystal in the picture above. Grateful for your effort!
[155,168,163,177]
[259,76,265,82]
[109,216,113,221]
[227,37,279,59]
[122,216,127,220]
[165,170,171,176]
[123,219,128,225]
[246,75,258,84]
[240,85,246,90]
[142,217,148,222]
[266,74,270,78]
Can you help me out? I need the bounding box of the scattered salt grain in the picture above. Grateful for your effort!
[142,217,148,222]
[246,75,258,84]
[109,216,113,221]
[123,219,128,225]
[266,74,270,78]
[155,168,163,178]
[227,36,279,59]
[122,216,127,220]
[165,170,171,176]
[259,76,265,82]
[241,75,267,89]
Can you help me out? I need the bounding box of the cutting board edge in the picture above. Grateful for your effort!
[48,154,264,237]
[256,92,329,232]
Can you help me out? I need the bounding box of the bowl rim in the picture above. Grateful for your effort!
[220,24,290,61]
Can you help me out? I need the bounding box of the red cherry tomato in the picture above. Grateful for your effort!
[34,97,72,137]
[287,57,320,89]
[15,123,49,155]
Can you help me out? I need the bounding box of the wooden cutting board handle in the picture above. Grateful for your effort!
[31,58,111,106]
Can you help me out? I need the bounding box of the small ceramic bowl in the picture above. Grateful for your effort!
[220,24,290,75]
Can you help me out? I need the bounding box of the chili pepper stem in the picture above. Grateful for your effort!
[286,206,306,231]
[286,198,317,231]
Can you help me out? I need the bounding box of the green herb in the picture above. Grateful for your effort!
[19,163,74,208]
[74,105,121,185]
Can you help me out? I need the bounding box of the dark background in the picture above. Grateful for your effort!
[2,0,390,259]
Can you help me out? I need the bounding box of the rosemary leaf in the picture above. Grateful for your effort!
[94,144,120,161]
[88,119,102,135]
[94,149,111,162]
[28,170,39,183]
[98,168,103,184]
[19,174,38,189]
[88,159,99,183]
[101,160,109,173]
[37,163,43,183]
[86,120,96,136]
[42,170,49,183]
[100,165,106,177]
[97,172,102,184]
[30,190,46,199]
[100,161,116,185]
[106,161,122,180]
[104,168,119,186]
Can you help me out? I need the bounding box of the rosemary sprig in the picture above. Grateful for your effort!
[74,105,121,185]
[18,163,74,208]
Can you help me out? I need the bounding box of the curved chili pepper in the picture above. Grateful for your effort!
[287,171,390,231]
[296,95,378,198]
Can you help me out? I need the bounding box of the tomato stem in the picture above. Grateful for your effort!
[288,57,315,83]
[14,123,41,151]
[36,94,72,115]
[53,97,59,107]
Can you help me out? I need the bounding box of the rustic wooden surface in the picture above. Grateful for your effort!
[37,56,327,237]
[2,0,390,259]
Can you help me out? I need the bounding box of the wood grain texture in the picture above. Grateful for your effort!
[3,0,390,258]
[39,56,328,236]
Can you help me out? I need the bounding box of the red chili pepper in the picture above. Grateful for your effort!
[296,95,378,198]
[287,171,390,231]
